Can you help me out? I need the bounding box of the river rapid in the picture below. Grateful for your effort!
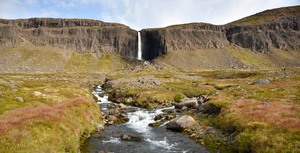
[81,85,208,153]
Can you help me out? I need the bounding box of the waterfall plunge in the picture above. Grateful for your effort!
[137,31,142,60]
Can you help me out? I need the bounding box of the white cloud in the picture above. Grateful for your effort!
[0,0,299,29]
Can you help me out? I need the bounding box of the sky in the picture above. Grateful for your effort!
[0,0,299,30]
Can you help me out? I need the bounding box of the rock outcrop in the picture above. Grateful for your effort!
[226,15,300,52]
[0,18,138,58]
[175,98,199,109]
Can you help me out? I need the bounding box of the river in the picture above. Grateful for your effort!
[81,85,208,153]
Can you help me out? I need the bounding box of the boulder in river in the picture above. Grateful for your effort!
[175,98,199,109]
[166,115,196,131]
[106,115,118,125]
[120,134,144,141]
[109,109,120,115]
[118,103,127,109]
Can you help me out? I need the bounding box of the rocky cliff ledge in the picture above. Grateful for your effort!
[141,6,300,60]
[0,18,138,58]
[141,23,228,60]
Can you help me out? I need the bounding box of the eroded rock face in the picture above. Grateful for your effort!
[226,16,300,53]
[141,23,229,60]
[0,18,138,58]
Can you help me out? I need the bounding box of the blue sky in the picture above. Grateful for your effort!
[0,0,299,30]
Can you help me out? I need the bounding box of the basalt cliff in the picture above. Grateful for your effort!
[0,6,299,72]
[141,6,300,60]
[0,18,137,57]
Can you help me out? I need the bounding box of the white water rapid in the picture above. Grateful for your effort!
[82,85,208,153]
[137,31,142,60]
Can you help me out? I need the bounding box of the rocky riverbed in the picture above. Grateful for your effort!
[81,85,212,153]
[81,84,237,153]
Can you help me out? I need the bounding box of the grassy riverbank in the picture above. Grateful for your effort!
[0,73,104,153]
[105,65,300,152]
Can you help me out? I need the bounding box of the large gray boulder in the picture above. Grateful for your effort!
[175,98,199,109]
[166,115,196,131]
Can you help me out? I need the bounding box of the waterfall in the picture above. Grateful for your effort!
[137,31,142,60]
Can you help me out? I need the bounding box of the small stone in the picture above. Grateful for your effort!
[15,97,24,102]
[33,91,42,96]
[96,124,104,132]
[106,115,118,125]
[154,114,163,121]
[109,109,120,115]
[261,101,269,106]
[118,103,127,109]
[43,88,50,93]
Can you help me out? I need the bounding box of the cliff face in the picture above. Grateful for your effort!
[0,18,138,58]
[226,16,300,53]
[141,24,229,60]
[141,6,300,60]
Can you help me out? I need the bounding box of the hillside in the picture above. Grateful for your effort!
[143,6,300,70]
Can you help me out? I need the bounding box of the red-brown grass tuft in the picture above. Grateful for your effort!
[228,99,300,130]
[0,98,85,135]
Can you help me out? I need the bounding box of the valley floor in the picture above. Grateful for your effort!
[0,66,299,152]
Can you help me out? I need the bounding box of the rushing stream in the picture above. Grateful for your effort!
[81,85,208,153]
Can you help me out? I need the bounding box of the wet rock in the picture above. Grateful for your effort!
[120,117,130,123]
[106,115,118,125]
[15,96,24,102]
[118,103,127,109]
[154,114,163,121]
[109,109,120,115]
[120,134,144,141]
[148,122,161,127]
[175,98,199,109]
[164,115,176,120]
[166,115,196,131]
